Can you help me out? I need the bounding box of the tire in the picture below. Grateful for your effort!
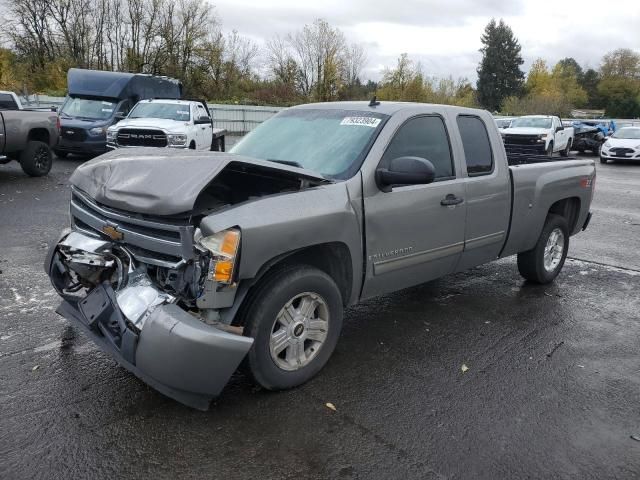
[600,157,608,164]
[54,149,68,158]
[560,139,572,157]
[517,214,569,284]
[189,141,196,150]
[546,142,554,158]
[20,141,53,177]
[240,265,343,391]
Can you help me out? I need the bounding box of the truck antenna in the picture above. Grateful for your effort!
[369,95,380,107]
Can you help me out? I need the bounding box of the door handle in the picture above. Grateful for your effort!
[441,194,464,206]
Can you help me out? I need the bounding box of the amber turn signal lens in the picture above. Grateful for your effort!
[214,260,234,283]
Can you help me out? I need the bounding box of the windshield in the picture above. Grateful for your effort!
[129,102,191,121]
[510,117,552,129]
[60,97,117,120]
[612,128,640,139]
[495,119,511,128]
[230,109,387,178]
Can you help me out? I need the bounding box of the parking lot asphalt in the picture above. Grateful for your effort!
[1,152,639,479]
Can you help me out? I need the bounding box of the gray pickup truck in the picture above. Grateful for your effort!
[0,107,59,176]
[45,101,595,409]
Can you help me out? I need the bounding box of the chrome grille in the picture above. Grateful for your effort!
[70,188,194,267]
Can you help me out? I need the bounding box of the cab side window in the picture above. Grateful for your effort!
[456,115,493,176]
[381,116,454,180]
[197,104,209,120]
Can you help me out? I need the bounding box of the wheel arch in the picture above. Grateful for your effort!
[230,242,354,326]
[28,128,50,144]
[548,197,581,235]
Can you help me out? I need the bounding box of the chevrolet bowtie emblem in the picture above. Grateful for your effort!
[102,225,123,241]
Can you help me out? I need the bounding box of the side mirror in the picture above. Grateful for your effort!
[376,156,436,192]
[114,112,126,121]
[194,116,211,125]
[50,106,58,112]
[556,126,564,132]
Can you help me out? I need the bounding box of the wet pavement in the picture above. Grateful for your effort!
[1,153,639,479]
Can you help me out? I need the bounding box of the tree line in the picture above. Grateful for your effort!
[0,2,638,117]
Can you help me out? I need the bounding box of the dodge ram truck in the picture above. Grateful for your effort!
[0,108,59,176]
[45,101,595,410]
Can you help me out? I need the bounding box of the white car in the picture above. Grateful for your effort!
[600,127,640,164]
[107,99,213,150]
[501,115,574,157]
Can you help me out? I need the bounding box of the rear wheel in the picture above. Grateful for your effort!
[241,265,343,390]
[20,141,53,177]
[560,139,572,157]
[517,214,569,284]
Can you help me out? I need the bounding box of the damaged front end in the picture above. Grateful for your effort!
[46,150,332,409]
[45,190,253,410]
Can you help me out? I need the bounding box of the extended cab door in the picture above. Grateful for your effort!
[361,114,466,299]
[452,113,511,271]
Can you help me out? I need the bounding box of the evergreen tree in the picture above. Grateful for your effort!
[476,19,524,111]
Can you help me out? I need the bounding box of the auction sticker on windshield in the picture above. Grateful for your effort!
[340,117,381,128]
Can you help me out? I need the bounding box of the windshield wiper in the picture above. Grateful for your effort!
[266,159,303,168]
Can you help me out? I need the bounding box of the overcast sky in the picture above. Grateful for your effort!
[213,0,640,82]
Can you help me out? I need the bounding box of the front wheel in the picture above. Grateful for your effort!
[241,265,343,390]
[517,214,569,284]
[20,141,53,177]
[600,157,608,164]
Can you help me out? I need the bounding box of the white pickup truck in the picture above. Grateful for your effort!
[107,99,226,151]
[502,115,574,157]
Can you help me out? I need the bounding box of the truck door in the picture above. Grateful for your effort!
[454,114,511,271]
[196,104,212,150]
[553,117,567,150]
[361,115,466,299]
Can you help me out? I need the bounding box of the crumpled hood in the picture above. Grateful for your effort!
[109,117,190,133]
[69,148,329,216]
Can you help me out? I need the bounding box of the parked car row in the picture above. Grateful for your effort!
[2,69,229,177]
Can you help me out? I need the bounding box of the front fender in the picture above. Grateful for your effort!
[200,182,363,302]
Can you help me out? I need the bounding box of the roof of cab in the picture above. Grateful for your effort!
[291,101,489,116]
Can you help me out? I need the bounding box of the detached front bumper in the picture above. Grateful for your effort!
[45,232,253,411]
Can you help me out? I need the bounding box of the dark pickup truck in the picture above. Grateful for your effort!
[0,107,59,176]
[45,101,595,409]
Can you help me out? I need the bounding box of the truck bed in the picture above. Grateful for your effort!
[501,157,596,258]
[506,151,576,165]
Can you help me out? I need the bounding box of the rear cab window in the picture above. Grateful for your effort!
[381,115,455,181]
[0,93,19,110]
[456,115,494,176]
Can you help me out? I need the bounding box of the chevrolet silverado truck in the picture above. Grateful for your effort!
[1,107,59,176]
[45,102,595,410]
[502,115,574,157]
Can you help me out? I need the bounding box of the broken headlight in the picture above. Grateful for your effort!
[195,228,240,284]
